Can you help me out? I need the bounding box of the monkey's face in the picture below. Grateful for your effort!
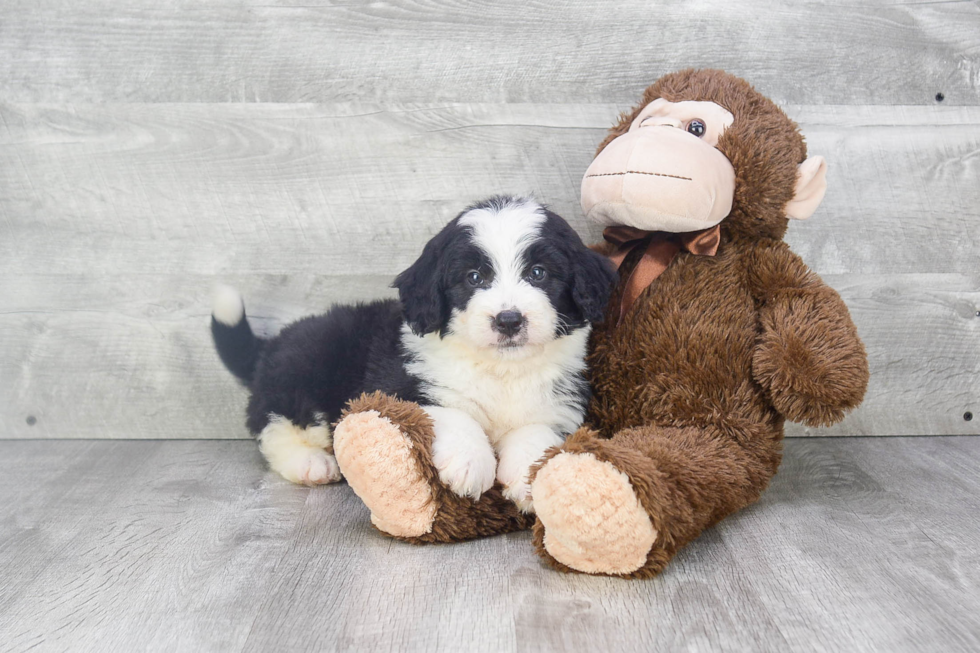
[581,98,738,234]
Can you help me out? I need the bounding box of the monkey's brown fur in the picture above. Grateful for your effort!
[336,70,869,578]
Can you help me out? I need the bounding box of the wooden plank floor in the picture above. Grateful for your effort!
[1,437,978,652]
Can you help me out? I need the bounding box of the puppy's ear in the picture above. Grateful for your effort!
[393,231,449,336]
[571,247,617,324]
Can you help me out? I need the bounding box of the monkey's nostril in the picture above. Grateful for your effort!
[493,310,524,336]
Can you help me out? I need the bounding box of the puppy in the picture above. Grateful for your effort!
[211,196,616,511]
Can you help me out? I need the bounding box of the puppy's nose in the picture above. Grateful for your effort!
[493,310,524,336]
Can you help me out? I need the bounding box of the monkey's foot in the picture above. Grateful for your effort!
[532,451,657,576]
[334,409,437,538]
[336,393,535,543]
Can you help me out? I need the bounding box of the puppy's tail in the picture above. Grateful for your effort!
[211,285,263,384]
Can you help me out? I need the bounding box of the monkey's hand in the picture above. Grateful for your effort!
[752,282,868,427]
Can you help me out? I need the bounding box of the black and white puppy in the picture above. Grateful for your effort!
[212,196,616,510]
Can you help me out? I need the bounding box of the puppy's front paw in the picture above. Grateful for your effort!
[432,439,496,500]
[425,406,496,500]
[496,424,564,513]
[497,456,534,513]
[501,479,533,513]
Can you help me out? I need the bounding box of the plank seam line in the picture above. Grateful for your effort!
[585,171,693,181]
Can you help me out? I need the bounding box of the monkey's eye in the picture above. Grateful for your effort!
[467,270,487,287]
[687,119,706,137]
[527,266,547,283]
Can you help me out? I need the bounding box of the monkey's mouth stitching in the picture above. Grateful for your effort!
[586,171,693,181]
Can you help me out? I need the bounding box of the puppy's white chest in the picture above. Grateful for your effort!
[402,327,589,442]
[444,365,561,440]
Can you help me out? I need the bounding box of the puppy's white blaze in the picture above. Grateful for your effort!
[402,324,590,443]
[459,196,545,281]
[457,198,559,348]
[213,284,245,326]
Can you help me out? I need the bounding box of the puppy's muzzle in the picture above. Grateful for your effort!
[492,310,524,337]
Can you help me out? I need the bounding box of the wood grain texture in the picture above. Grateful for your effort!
[1,102,978,438]
[1,438,978,652]
[2,103,979,277]
[1,0,978,105]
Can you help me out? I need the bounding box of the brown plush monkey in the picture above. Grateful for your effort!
[333,69,869,578]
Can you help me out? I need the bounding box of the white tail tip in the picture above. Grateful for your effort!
[212,285,245,326]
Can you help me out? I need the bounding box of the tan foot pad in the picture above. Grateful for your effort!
[533,452,657,575]
[333,410,437,538]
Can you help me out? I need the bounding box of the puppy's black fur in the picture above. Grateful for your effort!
[228,299,423,434]
[212,197,616,436]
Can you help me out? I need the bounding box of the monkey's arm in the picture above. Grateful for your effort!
[748,242,869,426]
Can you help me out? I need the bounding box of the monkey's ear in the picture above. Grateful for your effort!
[786,156,827,220]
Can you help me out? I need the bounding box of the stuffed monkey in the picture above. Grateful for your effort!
[333,69,869,577]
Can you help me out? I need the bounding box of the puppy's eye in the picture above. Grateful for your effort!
[466,270,485,287]
[527,266,547,283]
[686,119,706,137]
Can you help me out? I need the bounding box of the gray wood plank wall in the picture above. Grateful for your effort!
[1,1,978,439]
